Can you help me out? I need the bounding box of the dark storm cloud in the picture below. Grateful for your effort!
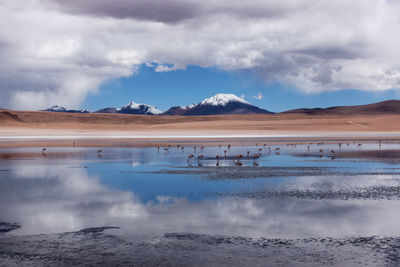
[44,0,305,23]
[46,0,199,23]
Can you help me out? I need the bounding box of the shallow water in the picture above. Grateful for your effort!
[1,142,400,265]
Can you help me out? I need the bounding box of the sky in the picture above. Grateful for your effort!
[1,0,400,112]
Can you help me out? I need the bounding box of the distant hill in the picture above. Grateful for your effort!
[162,93,273,115]
[281,100,400,115]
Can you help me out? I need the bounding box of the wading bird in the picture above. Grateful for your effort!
[187,154,194,163]
[235,154,243,165]
[235,161,243,167]
[41,148,47,154]
[197,154,204,164]
[252,153,259,164]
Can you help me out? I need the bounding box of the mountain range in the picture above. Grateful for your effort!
[41,94,272,116]
[39,94,400,116]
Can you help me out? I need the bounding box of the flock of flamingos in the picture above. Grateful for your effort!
[39,140,382,167]
[151,141,379,167]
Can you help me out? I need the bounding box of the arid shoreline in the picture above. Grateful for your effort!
[1,111,400,148]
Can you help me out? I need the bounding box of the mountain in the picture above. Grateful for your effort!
[41,105,89,113]
[95,101,163,115]
[162,104,196,115]
[94,107,117,113]
[162,93,273,115]
[281,100,400,115]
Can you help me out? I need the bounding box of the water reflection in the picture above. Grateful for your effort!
[1,149,400,240]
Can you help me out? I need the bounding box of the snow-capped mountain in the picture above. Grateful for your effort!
[200,93,250,106]
[41,94,271,116]
[95,101,163,115]
[162,93,272,115]
[41,105,90,113]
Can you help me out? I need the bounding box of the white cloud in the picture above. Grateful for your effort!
[1,0,400,109]
[252,93,263,100]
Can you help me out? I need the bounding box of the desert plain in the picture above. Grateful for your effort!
[1,109,400,146]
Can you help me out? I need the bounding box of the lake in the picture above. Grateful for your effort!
[1,141,400,266]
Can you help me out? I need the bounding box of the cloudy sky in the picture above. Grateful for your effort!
[1,0,400,111]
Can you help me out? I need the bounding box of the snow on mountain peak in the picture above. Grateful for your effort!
[118,101,163,114]
[200,93,250,106]
[180,104,196,109]
[47,105,66,111]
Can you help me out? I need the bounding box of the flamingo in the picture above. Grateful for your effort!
[197,154,204,164]
[252,153,259,164]
[235,154,243,161]
[235,154,243,165]
[235,161,243,167]
[187,154,194,163]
